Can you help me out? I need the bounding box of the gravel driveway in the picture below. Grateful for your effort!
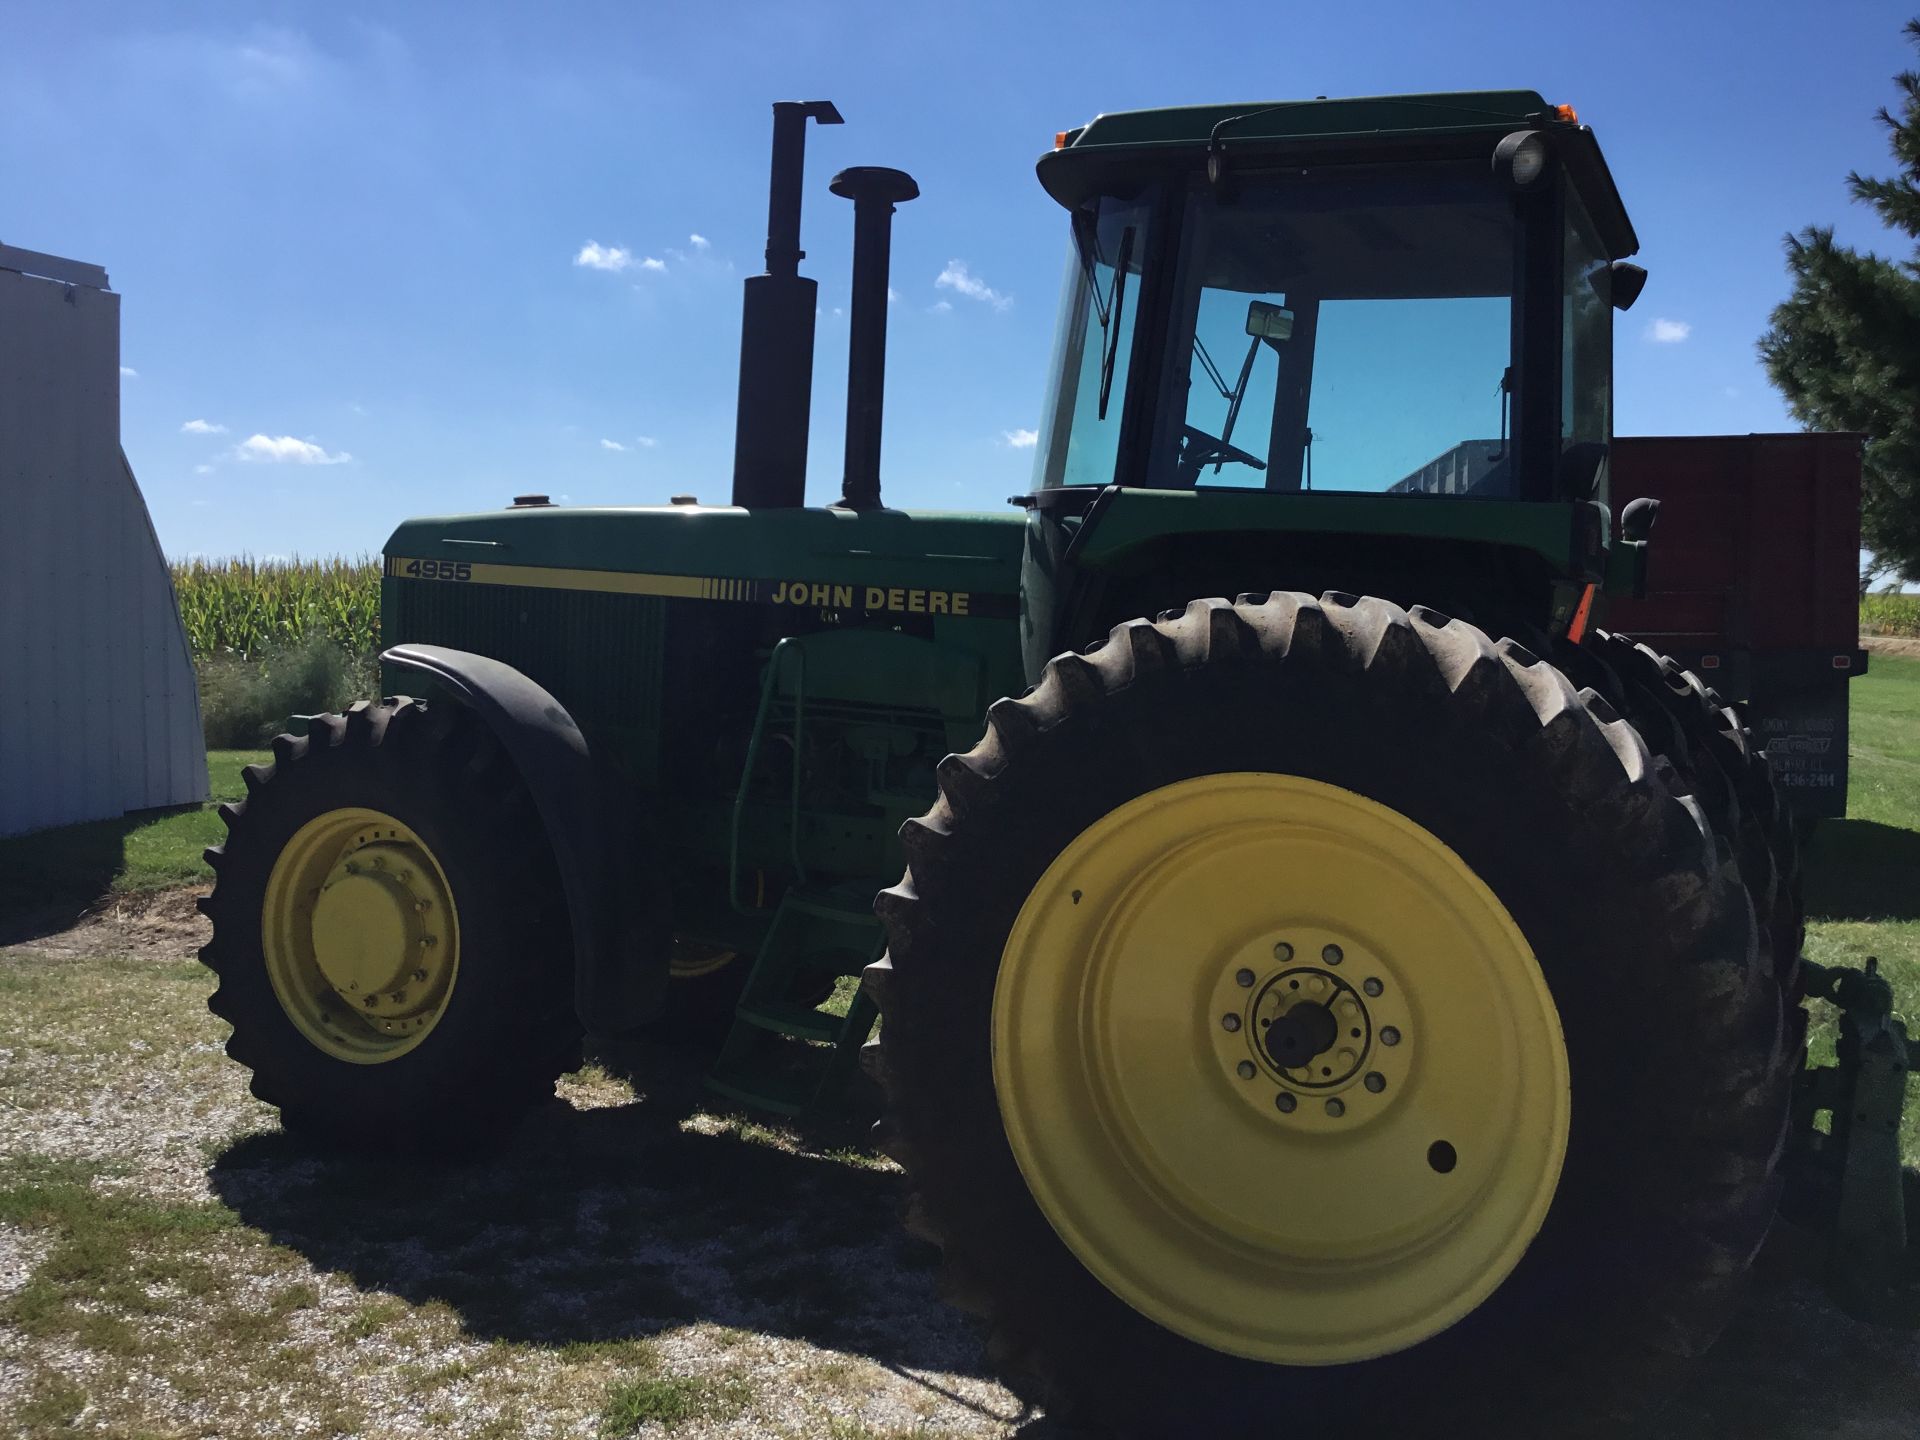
[0,889,1915,1438]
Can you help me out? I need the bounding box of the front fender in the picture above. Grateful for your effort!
[380,643,669,1030]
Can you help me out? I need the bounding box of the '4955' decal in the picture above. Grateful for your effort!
[401,559,472,581]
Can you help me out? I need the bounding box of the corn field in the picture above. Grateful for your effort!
[171,557,381,657]
[1861,593,1920,638]
[166,555,1916,653]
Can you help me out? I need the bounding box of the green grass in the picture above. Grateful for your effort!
[0,750,265,924]
[599,1373,753,1435]
[1838,652,1920,828]
[1802,653,1920,1159]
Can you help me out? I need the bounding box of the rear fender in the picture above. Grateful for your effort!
[381,643,670,1029]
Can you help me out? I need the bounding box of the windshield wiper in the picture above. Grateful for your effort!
[1096,226,1135,420]
[1192,334,1262,470]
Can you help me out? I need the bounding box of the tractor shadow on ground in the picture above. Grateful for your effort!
[208,1037,1060,1435]
[1802,818,1920,922]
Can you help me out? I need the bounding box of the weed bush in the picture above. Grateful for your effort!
[198,638,381,748]
[1861,593,1920,637]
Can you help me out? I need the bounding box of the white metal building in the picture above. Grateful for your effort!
[0,243,206,836]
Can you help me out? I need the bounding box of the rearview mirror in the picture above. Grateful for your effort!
[1246,300,1294,342]
[1609,261,1648,312]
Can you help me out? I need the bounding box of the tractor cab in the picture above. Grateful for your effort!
[1020,94,1647,657]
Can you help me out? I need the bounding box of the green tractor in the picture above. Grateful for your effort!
[200,92,1915,1431]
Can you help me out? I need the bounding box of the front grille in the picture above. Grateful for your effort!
[382,577,665,774]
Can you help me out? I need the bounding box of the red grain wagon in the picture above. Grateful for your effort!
[1607,432,1869,820]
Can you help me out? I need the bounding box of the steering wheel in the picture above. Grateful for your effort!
[1179,423,1267,477]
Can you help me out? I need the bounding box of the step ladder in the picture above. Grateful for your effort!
[705,886,884,1116]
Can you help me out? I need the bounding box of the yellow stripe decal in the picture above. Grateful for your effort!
[388,558,719,600]
[386,558,1017,619]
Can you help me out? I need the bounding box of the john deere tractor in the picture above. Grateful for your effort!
[200,93,1916,1432]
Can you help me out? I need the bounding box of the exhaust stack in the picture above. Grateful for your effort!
[829,166,918,512]
[731,100,842,509]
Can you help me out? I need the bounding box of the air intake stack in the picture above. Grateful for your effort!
[731,100,842,509]
[829,166,918,511]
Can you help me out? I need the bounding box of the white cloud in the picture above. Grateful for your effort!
[235,433,352,465]
[232,32,314,96]
[193,464,214,475]
[936,259,1011,311]
[575,241,635,272]
[929,300,953,315]
[120,366,138,379]
[634,436,657,449]
[888,287,900,304]
[1646,317,1691,344]
[689,234,710,250]
[639,256,667,272]
[600,438,627,452]
[181,419,227,435]
[1003,428,1039,449]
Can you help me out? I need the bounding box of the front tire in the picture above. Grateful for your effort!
[866,594,1789,1435]
[200,698,581,1151]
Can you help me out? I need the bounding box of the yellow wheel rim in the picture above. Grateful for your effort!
[992,773,1570,1366]
[262,807,460,1063]
[671,940,737,980]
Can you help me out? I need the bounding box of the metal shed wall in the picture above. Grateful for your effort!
[0,246,207,836]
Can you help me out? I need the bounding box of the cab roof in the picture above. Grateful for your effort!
[1058,90,1560,151]
[1040,89,1638,258]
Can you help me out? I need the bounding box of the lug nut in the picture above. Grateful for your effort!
[1222,1014,1242,1032]
[1275,1092,1297,1113]
[1322,944,1343,965]
[362,995,376,1008]
[1381,1026,1401,1046]
[1325,1098,1346,1117]
[413,968,428,982]
[1237,1061,1256,1080]
[1364,1072,1386,1093]
[1236,968,1255,988]
[1363,977,1384,997]
[1273,942,1294,963]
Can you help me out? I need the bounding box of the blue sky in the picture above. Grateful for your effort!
[6,0,1915,559]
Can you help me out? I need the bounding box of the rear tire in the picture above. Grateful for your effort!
[866,594,1789,1436]
[200,698,581,1152]
[1581,630,1804,989]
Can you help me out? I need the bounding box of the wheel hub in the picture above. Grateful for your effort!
[308,841,451,1030]
[1212,934,1413,1127]
[1262,995,1338,1071]
[262,808,461,1061]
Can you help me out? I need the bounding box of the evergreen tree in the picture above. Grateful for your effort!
[1759,18,1920,587]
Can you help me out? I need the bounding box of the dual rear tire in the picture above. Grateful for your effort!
[866,593,1793,1435]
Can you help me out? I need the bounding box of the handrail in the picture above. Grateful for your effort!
[729,636,808,913]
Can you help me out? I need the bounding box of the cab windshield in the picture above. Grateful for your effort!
[1038,166,1522,496]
